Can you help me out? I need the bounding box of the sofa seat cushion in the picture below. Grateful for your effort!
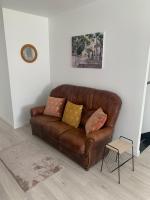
[43,121,74,140]
[59,128,86,155]
[31,115,60,127]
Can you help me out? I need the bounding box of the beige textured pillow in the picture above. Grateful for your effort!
[85,107,107,135]
[44,96,65,118]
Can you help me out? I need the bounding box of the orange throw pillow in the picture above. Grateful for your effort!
[44,96,65,118]
[85,107,107,135]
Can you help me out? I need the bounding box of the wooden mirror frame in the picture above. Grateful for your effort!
[21,44,38,63]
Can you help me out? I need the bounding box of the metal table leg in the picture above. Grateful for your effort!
[117,152,120,184]
[101,146,106,172]
[132,144,134,171]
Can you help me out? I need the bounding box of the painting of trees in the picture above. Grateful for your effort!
[72,32,104,68]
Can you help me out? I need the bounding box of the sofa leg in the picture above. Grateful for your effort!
[84,166,90,171]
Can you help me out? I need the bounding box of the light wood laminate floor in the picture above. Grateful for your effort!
[0,118,150,200]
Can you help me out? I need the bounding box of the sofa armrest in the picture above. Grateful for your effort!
[30,106,45,117]
[85,127,113,157]
[86,127,113,144]
[84,127,113,170]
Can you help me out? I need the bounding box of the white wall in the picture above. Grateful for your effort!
[50,0,150,156]
[0,7,13,125]
[3,8,50,128]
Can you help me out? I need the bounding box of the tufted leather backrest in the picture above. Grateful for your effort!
[51,84,122,128]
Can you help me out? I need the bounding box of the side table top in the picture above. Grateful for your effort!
[106,139,132,154]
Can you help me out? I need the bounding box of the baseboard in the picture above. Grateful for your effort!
[13,120,29,129]
[136,149,140,157]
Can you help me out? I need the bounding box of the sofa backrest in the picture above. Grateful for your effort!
[51,84,122,128]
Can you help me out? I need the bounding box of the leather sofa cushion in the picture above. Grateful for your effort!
[80,108,95,127]
[51,84,122,128]
[30,115,60,127]
[59,128,86,155]
[43,121,73,140]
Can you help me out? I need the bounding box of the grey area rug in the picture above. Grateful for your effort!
[0,139,63,192]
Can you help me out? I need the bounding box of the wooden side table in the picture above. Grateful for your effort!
[100,136,134,184]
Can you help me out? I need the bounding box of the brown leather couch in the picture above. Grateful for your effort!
[30,85,122,170]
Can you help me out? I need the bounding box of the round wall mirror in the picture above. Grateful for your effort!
[21,44,37,63]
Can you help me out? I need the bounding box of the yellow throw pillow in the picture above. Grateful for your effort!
[62,101,83,128]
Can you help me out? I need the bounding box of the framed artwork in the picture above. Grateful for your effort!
[21,44,38,63]
[72,32,104,68]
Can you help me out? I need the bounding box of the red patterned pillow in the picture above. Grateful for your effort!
[85,107,107,135]
[44,96,65,118]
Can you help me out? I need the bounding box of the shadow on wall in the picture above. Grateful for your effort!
[17,84,53,128]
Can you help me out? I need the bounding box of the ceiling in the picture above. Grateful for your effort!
[0,0,95,17]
